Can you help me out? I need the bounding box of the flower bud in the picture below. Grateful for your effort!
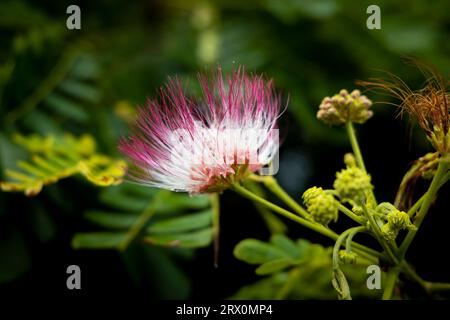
[387,210,416,231]
[351,205,364,216]
[381,223,397,241]
[317,89,373,125]
[339,250,358,264]
[333,167,373,203]
[344,153,357,168]
[302,186,338,226]
[376,202,397,216]
[381,208,416,241]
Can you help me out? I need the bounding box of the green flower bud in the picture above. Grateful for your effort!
[333,167,373,203]
[381,223,398,241]
[344,153,357,168]
[339,250,358,264]
[376,202,397,216]
[351,205,364,216]
[387,210,416,231]
[302,187,338,226]
[381,209,416,241]
[317,89,373,125]
[302,186,322,203]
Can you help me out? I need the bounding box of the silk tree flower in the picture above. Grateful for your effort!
[358,64,450,153]
[119,68,281,194]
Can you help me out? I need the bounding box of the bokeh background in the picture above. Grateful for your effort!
[0,0,449,298]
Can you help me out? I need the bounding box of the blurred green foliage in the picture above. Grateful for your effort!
[0,133,125,195]
[232,235,383,299]
[0,0,449,298]
[72,185,213,251]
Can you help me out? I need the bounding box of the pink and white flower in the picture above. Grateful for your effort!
[119,68,281,193]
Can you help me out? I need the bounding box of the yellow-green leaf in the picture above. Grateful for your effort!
[0,133,126,196]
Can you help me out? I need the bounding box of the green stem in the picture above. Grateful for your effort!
[338,204,365,224]
[361,204,399,264]
[437,168,450,189]
[333,227,364,267]
[426,282,450,292]
[400,262,450,294]
[404,163,448,218]
[232,183,382,262]
[246,176,385,264]
[345,226,366,253]
[118,191,162,251]
[345,121,377,205]
[400,262,427,288]
[407,195,425,218]
[382,266,401,300]
[249,175,310,219]
[233,183,335,238]
[440,170,450,186]
[245,181,288,234]
[332,227,366,301]
[210,193,220,267]
[345,122,366,172]
[394,160,423,208]
[399,158,449,257]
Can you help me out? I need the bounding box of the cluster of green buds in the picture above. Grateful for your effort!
[339,250,358,264]
[377,202,417,241]
[302,187,338,226]
[417,152,439,180]
[428,125,450,155]
[333,166,373,205]
[317,89,373,125]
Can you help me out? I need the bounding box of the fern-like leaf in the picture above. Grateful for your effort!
[72,184,214,251]
[0,133,126,196]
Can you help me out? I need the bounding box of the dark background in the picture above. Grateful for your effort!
[0,0,449,298]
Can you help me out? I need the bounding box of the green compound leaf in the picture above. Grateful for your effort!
[155,193,212,214]
[248,235,309,275]
[144,228,214,249]
[44,93,89,124]
[147,209,212,234]
[234,234,313,270]
[0,133,126,196]
[234,235,331,275]
[83,210,139,230]
[271,234,302,259]
[72,232,126,250]
[233,238,289,265]
[232,237,382,300]
[255,259,295,275]
[72,184,214,251]
[58,79,101,104]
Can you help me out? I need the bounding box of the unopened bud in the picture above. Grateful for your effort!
[317,89,373,125]
[333,167,373,203]
[302,186,339,226]
[339,250,358,264]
